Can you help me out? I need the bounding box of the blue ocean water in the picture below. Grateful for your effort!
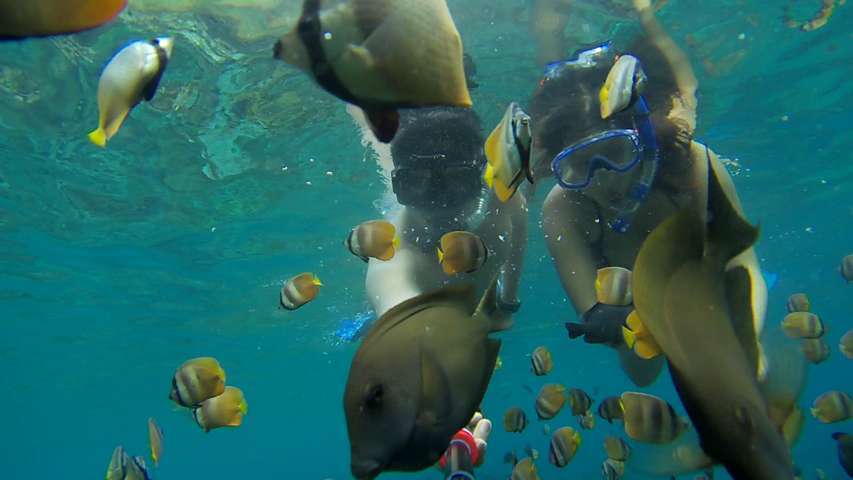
[0,1,851,479]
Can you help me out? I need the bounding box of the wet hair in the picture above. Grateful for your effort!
[528,36,694,193]
[390,107,485,168]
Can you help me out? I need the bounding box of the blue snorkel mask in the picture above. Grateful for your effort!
[545,42,660,234]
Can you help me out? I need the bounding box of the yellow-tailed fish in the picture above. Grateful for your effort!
[88,37,174,147]
[568,388,592,416]
[147,417,163,467]
[193,386,248,432]
[346,219,400,262]
[781,405,805,447]
[842,254,853,282]
[483,102,532,202]
[548,426,581,468]
[530,346,552,376]
[535,384,566,420]
[594,266,633,306]
[841,330,853,359]
[603,435,631,461]
[280,272,322,310]
[511,456,541,480]
[786,293,810,313]
[620,392,686,444]
[169,356,226,408]
[503,406,528,433]
[811,391,852,424]
[781,312,824,339]
[801,338,829,364]
[273,0,472,143]
[599,54,646,119]
[832,432,853,477]
[0,0,126,39]
[105,445,125,480]
[598,396,625,423]
[622,309,662,359]
[437,230,488,275]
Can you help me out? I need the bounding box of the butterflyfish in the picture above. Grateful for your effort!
[483,102,533,202]
[169,356,226,408]
[437,230,488,275]
[347,219,400,262]
[192,386,248,432]
[280,272,322,310]
[548,427,581,467]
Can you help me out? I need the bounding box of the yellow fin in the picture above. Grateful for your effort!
[484,124,503,166]
[483,163,495,189]
[377,246,395,261]
[436,247,444,264]
[622,326,637,349]
[392,235,400,249]
[635,339,662,360]
[88,127,107,147]
[312,275,323,286]
[494,179,514,203]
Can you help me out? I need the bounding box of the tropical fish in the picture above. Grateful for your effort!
[124,456,151,480]
[548,426,581,467]
[579,410,595,430]
[594,267,633,306]
[273,0,472,143]
[603,435,631,461]
[811,391,852,424]
[347,220,400,262]
[620,392,686,444]
[598,396,625,423]
[530,346,552,376]
[344,277,506,479]
[800,338,829,364]
[524,444,539,461]
[88,37,174,147]
[842,254,853,282]
[841,330,853,359]
[482,102,533,202]
[832,432,853,477]
[781,312,824,339]
[169,357,226,408]
[535,384,566,420]
[0,0,126,39]
[147,417,163,467]
[192,386,248,432]
[599,54,646,119]
[786,293,810,313]
[437,231,488,275]
[568,388,593,416]
[631,161,794,478]
[280,272,322,310]
[503,407,528,433]
[105,445,126,480]
[622,310,662,359]
[601,458,625,479]
[511,456,541,480]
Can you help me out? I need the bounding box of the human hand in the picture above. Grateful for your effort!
[565,303,633,347]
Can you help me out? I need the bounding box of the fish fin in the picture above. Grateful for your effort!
[392,235,400,249]
[101,108,131,145]
[494,179,515,203]
[566,322,586,339]
[476,274,511,331]
[724,265,761,378]
[634,338,662,360]
[419,347,453,425]
[376,246,395,261]
[436,247,444,264]
[365,109,399,143]
[88,127,107,147]
[482,163,495,189]
[142,48,168,102]
[705,155,759,263]
[484,120,504,168]
[312,275,323,286]
[347,45,376,69]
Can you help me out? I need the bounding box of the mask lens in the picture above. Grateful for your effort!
[554,132,639,188]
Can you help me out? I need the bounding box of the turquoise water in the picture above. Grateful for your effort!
[1,0,851,478]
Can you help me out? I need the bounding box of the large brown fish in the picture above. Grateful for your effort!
[344,277,506,479]
[631,162,794,478]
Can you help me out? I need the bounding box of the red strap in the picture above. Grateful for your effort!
[438,428,480,470]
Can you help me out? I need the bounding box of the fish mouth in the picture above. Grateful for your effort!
[350,458,384,480]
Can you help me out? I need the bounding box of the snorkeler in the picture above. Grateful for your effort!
[527,0,767,386]
[349,105,527,322]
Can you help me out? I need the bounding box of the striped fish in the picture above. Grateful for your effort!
[437,231,488,275]
[620,391,687,444]
[811,391,852,424]
[531,346,553,376]
[781,312,824,339]
[594,267,633,306]
[280,272,322,310]
[568,388,592,416]
[535,384,566,420]
[603,435,631,461]
[503,407,528,433]
[801,338,830,364]
[598,396,625,423]
[548,426,581,468]
[785,293,810,313]
[169,357,226,408]
[346,220,400,262]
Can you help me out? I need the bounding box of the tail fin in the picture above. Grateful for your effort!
[565,322,586,339]
[88,127,107,147]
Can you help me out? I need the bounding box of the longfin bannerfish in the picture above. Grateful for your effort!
[125,456,151,480]
[622,309,662,359]
[567,388,592,416]
[483,102,533,202]
[599,54,646,119]
[147,417,163,467]
[346,219,400,262]
[800,338,829,364]
[603,435,631,461]
[594,266,633,306]
[0,0,126,39]
[192,386,248,432]
[598,396,625,423]
[437,230,488,275]
[503,406,528,433]
[280,272,322,310]
[88,37,174,147]
[811,391,852,424]
[548,427,581,468]
[169,357,226,408]
[842,254,853,282]
[273,0,472,143]
[512,456,541,480]
[535,384,566,420]
[601,458,625,479]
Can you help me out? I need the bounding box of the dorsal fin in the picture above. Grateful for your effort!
[704,149,759,264]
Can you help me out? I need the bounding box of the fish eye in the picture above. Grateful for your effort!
[364,384,384,409]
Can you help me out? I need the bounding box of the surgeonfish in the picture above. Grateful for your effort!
[599,54,647,119]
[811,391,852,424]
[598,396,625,423]
[786,293,810,313]
[619,392,686,444]
[503,407,528,433]
[436,231,488,275]
[0,0,126,39]
[631,160,795,478]
[511,456,541,480]
[273,0,472,143]
[530,346,553,376]
[594,267,633,306]
[841,330,853,359]
[781,312,824,339]
[548,426,581,467]
[568,388,593,416]
[344,277,507,478]
[105,445,126,480]
[832,432,853,477]
[88,37,174,147]
[842,254,853,282]
[535,384,566,420]
[280,272,322,310]
[483,102,533,202]
[192,386,248,432]
[622,310,662,359]
[601,458,625,479]
[347,220,400,262]
[603,435,631,461]
[800,338,830,364]
[147,417,163,467]
[169,357,226,408]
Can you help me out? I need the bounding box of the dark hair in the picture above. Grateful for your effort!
[528,36,694,192]
[391,107,485,168]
